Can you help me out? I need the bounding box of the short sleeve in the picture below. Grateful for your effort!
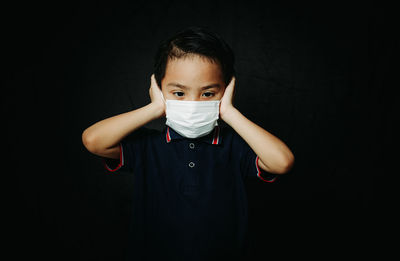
[236,132,277,183]
[102,127,150,174]
[102,142,132,173]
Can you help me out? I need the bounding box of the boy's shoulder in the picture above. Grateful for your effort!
[218,123,245,143]
[218,123,236,136]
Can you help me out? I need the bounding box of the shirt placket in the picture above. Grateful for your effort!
[183,140,199,196]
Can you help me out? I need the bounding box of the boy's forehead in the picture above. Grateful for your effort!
[163,56,224,88]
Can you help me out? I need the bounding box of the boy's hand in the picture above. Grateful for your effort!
[149,74,166,118]
[219,76,236,121]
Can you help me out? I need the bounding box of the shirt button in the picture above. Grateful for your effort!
[189,143,195,149]
[188,162,195,168]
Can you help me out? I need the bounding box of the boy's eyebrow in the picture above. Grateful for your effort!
[201,84,221,90]
[167,82,221,90]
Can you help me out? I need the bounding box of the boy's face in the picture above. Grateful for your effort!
[161,55,226,101]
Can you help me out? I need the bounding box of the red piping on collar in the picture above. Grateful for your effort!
[212,126,220,145]
[166,127,171,143]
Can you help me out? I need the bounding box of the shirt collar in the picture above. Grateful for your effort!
[165,125,222,145]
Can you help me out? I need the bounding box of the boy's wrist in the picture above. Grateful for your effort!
[220,106,240,125]
[148,101,166,120]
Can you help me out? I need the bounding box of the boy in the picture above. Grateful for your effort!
[82,26,294,261]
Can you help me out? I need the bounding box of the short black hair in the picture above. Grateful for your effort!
[153,26,235,88]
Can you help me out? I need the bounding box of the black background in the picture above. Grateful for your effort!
[4,0,390,260]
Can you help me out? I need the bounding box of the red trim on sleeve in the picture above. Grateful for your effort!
[255,156,277,183]
[103,143,124,172]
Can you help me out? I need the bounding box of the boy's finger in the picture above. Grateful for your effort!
[225,76,235,93]
[228,76,236,87]
[151,74,160,89]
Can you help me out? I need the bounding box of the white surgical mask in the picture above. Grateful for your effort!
[161,93,220,138]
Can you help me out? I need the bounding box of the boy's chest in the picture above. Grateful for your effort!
[142,139,239,197]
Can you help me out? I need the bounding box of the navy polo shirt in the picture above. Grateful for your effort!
[103,124,277,261]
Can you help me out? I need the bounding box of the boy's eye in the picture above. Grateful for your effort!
[173,92,184,97]
[202,92,214,97]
